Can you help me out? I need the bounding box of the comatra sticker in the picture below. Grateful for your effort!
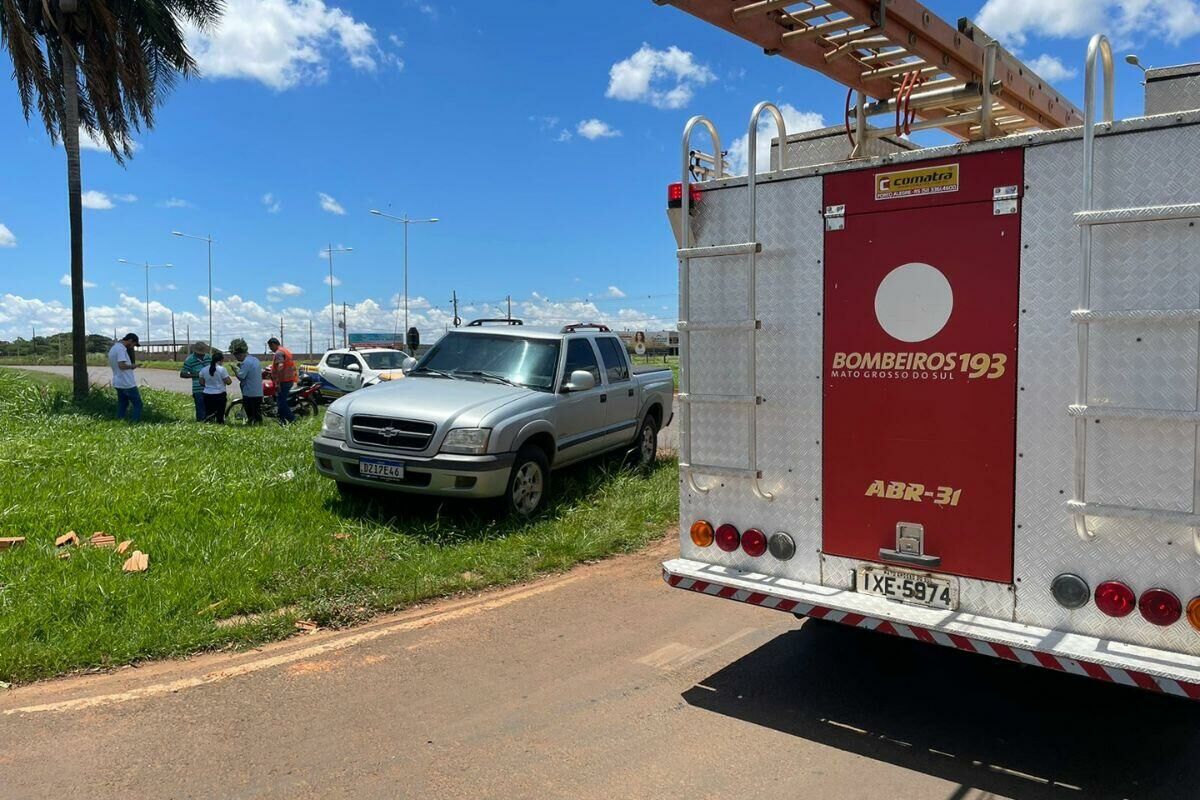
[875,163,960,201]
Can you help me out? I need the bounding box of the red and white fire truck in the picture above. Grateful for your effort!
[662,0,1200,698]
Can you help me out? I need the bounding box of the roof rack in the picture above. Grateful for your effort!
[466,318,524,326]
[658,0,1081,142]
[560,323,612,333]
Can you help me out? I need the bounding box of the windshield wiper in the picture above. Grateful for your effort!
[457,370,519,387]
[410,367,455,379]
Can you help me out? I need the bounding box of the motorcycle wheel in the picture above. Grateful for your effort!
[294,397,318,418]
[225,399,248,424]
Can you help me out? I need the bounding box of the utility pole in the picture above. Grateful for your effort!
[185,324,190,351]
[507,295,512,321]
[342,302,348,348]
[451,290,460,327]
[280,316,285,342]
[171,312,176,356]
[309,317,314,357]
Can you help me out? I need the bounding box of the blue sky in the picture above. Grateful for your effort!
[1,0,1198,349]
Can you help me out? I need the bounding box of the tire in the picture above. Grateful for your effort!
[226,399,248,424]
[631,413,659,468]
[294,397,318,418]
[504,445,550,517]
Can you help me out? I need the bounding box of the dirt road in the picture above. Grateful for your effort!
[2,539,1196,800]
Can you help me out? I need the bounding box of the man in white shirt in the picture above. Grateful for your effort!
[108,332,143,422]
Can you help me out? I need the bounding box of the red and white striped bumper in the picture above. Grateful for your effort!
[663,558,1200,700]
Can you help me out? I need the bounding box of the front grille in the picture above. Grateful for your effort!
[350,415,437,451]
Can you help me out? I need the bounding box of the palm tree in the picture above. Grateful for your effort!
[1,0,222,399]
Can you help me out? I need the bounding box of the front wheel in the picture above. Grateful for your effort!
[293,396,318,418]
[225,399,248,424]
[504,445,550,517]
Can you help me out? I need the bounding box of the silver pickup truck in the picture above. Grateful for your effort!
[313,320,674,515]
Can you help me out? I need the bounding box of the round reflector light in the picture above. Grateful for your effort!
[1095,580,1136,618]
[715,524,740,552]
[1139,588,1182,627]
[689,520,714,548]
[1187,597,1200,632]
[768,531,796,561]
[742,528,767,557]
[1050,573,1090,610]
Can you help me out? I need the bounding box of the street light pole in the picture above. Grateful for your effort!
[118,258,173,344]
[321,244,353,349]
[172,231,214,344]
[369,209,439,351]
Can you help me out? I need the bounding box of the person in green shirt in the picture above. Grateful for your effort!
[180,341,211,422]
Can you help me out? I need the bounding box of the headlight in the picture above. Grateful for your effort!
[321,410,346,440]
[441,428,491,455]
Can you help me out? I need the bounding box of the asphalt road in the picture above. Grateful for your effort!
[9,365,680,452]
[3,538,1197,800]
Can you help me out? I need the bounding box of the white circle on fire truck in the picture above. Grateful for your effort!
[873,262,954,343]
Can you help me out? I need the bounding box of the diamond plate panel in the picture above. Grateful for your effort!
[1016,124,1200,654]
[680,176,825,584]
[820,554,1017,620]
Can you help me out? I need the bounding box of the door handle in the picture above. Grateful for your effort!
[627,388,634,397]
[600,394,607,403]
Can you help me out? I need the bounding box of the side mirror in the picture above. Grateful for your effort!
[563,370,596,392]
[402,356,419,374]
[346,362,362,373]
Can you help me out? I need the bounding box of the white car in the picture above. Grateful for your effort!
[309,347,410,400]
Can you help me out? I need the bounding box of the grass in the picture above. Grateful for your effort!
[0,370,678,684]
[0,355,185,371]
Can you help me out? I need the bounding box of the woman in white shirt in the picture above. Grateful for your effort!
[201,349,234,423]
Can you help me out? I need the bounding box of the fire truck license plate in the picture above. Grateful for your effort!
[359,458,406,482]
[856,565,958,610]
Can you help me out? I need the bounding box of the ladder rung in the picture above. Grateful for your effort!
[859,48,908,65]
[1074,203,1200,226]
[1072,308,1200,323]
[1069,500,1200,528]
[679,393,762,405]
[678,320,760,332]
[682,463,762,480]
[862,60,934,80]
[1068,404,1200,423]
[678,242,761,259]
[780,16,858,42]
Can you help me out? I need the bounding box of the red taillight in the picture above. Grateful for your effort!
[1139,588,1183,626]
[741,528,767,557]
[1095,581,1136,617]
[715,524,740,552]
[667,182,701,208]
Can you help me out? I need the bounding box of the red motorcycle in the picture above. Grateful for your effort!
[226,369,321,423]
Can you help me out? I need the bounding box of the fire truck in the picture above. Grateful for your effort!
[661,0,1200,698]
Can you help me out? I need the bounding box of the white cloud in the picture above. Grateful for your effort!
[81,190,114,210]
[262,193,282,213]
[726,103,825,176]
[577,119,621,140]
[323,274,343,287]
[606,286,626,298]
[77,127,141,153]
[268,282,305,299]
[183,0,397,91]
[112,193,138,203]
[976,0,1200,48]
[319,192,346,215]
[555,129,572,142]
[59,274,97,288]
[606,44,715,110]
[0,224,15,248]
[1026,54,1077,81]
[161,198,192,208]
[389,33,405,48]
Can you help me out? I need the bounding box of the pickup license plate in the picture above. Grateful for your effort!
[856,565,958,610]
[359,457,406,482]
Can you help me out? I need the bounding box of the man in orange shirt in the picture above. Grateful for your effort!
[267,337,297,424]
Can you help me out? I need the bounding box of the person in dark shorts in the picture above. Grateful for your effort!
[231,341,264,424]
[200,349,233,423]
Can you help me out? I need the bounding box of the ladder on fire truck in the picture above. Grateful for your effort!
[1068,35,1200,554]
[678,104,786,500]
[658,0,1081,145]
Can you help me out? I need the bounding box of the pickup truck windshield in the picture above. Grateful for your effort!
[417,333,560,390]
[363,351,406,370]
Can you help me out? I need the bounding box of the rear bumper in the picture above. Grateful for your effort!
[663,557,1200,699]
[313,436,514,498]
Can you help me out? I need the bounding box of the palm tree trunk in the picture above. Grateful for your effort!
[59,22,87,401]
